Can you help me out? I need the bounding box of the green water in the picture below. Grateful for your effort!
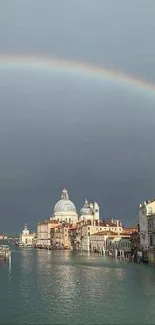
[0,248,155,324]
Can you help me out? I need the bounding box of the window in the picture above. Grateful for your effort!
[88,232,90,236]
[150,235,153,246]
[88,227,90,230]
[148,207,152,215]
[100,228,102,230]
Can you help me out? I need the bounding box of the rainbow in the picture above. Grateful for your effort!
[0,54,155,95]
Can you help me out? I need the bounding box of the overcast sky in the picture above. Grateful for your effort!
[0,0,155,233]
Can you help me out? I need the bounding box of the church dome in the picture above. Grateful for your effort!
[80,199,93,216]
[54,189,77,213]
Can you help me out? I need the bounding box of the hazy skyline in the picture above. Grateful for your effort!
[0,0,155,232]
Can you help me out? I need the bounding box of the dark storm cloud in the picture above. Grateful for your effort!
[0,0,155,232]
[0,0,155,80]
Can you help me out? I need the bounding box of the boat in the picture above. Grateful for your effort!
[0,251,6,261]
[0,245,11,258]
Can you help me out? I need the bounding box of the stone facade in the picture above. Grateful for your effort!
[50,224,71,249]
[76,219,123,252]
[36,220,59,248]
[21,224,36,247]
[148,213,155,263]
[139,199,155,263]
[90,231,131,255]
[139,200,155,250]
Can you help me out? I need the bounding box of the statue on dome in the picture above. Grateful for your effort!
[84,199,89,208]
[61,188,69,200]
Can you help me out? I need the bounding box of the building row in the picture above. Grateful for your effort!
[30,189,136,255]
[17,189,155,264]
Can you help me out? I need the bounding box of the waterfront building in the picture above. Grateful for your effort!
[147,212,155,263]
[50,223,77,249]
[76,219,123,252]
[90,230,131,255]
[36,220,59,248]
[130,228,140,252]
[20,224,36,247]
[139,200,155,251]
[106,233,131,255]
[50,224,69,249]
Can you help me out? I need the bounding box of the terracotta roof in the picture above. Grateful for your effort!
[39,220,59,225]
[48,220,59,224]
[91,231,131,237]
[123,228,138,234]
[120,232,131,237]
[99,221,121,227]
[91,231,118,236]
[69,226,77,230]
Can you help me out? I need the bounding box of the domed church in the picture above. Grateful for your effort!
[79,199,99,221]
[51,189,100,225]
[51,189,78,225]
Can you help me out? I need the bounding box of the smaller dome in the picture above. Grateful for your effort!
[80,199,93,216]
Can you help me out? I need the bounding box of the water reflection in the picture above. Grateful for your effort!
[8,255,12,279]
[2,249,155,324]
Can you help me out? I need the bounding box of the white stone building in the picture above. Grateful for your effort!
[139,200,155,251]
[90,231,131,255]
[20,224,36,247]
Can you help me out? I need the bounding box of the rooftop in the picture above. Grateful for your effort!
[91,231,131,237]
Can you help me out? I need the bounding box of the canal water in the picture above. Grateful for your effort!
[0,248,155,324]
